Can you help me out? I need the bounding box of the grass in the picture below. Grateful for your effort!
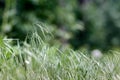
[0,29,120,80]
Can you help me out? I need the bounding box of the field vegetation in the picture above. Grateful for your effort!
[0,27,120,80]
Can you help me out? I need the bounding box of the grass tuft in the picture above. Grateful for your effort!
[0,28,120,80]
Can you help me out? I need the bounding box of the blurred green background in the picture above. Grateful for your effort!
[0,0,120,51]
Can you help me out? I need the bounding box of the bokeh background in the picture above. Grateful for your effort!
[0,0,120,51]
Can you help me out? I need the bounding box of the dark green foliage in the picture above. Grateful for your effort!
[0,0,120,50]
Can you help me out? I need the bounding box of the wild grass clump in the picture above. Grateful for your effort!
[0,27,120,80]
